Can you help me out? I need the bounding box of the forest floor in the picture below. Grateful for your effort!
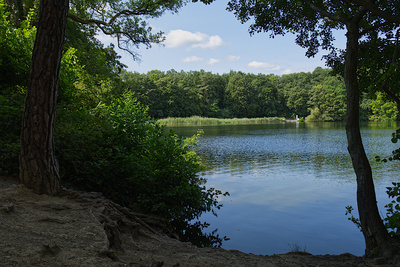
[0,175,399,267]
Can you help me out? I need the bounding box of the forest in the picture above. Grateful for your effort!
[112,66,399,122]
[2,0,400,258]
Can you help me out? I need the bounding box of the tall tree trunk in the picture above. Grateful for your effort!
[19,0,69,195]
[344,21,392,257]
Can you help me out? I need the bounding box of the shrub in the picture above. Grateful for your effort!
[305,107,333,122]
[0,0,35,175]
[384,182,400,236]
[0,89,25,175]
[56,91,227,222]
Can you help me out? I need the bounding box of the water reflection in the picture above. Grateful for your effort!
[167,122,400,256]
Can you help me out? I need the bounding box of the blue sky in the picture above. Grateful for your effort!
[98,1,346,76]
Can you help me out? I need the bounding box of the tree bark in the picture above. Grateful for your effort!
[344,21,392,257]
[19,0,69,195]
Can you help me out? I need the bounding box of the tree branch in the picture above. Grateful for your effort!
[360,22,392,36]
[67,8,150,27]
[301,0,346,23]
[67,13,109,27]
[348,0,400,24]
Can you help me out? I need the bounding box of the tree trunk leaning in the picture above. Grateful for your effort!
[344,21,392,258]
[19,0,69,195]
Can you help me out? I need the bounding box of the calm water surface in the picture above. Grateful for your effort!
[168,122,400,256]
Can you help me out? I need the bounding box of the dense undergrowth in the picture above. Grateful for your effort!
[0,1,228,247]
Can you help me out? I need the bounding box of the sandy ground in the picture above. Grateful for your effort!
[0,175,398,266]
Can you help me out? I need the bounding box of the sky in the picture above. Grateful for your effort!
[97,1,347,76]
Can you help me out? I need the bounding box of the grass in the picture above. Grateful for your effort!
[158,116,286,126]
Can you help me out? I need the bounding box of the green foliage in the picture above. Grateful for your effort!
[0,87,25,174]
[122,70,228,118]
[64,20,127,81]
[0,0,36,175]
[384,182,400,236]
[369,92,398,121]
[375,129,400,163]
[372,130,400,236]
[225,72,256,117]
[0,0,36,88]
[122,67,350,120]
[349,181,400,237]
[360,93,373,121]
[306,73,347,121]
[225,71,279,118]
[306,107,332,122]
[56,91,227,222]
[280,72,312,118]
[374,132,400,235]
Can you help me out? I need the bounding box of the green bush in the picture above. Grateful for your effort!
[376,130,400,236]
[0,0,36,175]
[56,91,227,222]
[305,107,333,122]
[0,0,36,88]
[384,182,400,236]
[0,89,25,175]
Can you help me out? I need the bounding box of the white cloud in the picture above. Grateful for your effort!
[165,29,226,49]
[227,55,241,61]
[247,61,281,71]
[193,35,225,49]
[95,33,114,43]
[181,56,204,63]
[207,58,220,65]
[281,69,293,75]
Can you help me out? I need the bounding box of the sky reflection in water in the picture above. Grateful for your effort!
[168,122,400,256]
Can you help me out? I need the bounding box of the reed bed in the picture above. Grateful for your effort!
[158,116,286,126]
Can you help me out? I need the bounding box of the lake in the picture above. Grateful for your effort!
[166,122,400,256]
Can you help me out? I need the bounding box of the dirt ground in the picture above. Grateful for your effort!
[0,175,398,267]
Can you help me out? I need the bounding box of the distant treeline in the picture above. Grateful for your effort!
[121,67,398,122]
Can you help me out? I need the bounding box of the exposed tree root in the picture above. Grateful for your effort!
[60,187,175,251]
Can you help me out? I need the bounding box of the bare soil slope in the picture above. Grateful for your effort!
[0,176,397,266]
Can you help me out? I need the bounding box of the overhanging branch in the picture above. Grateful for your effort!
[348,0,400,24]
[301,0,346,23]
[67,8,149,27]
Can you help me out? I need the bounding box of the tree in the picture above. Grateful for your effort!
[251,73,279,117]
[306,73,346,121]
[370,92,398,121]
[4,0,36,27]
[280,72,312,118]
[196,71,227,117]
[225,71,254,117]
[19,0,185,195]
[347,0,400,120]
[19,0,69,195]
[225,0,400,258]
